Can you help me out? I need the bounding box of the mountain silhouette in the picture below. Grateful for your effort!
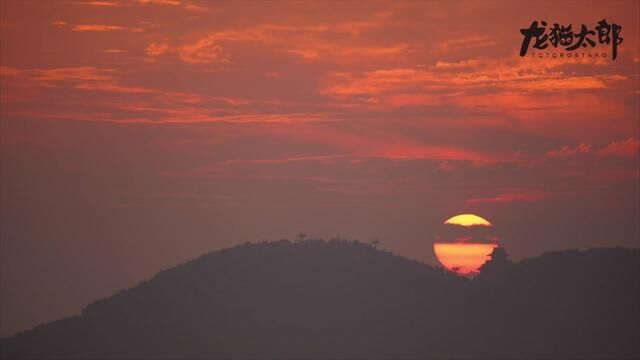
[1,239,639,359]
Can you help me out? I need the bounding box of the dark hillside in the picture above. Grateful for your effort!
[2,240,638,359]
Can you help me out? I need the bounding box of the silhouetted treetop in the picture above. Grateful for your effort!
[477,246,512,279]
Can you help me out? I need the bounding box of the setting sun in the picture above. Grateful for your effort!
[434,213,498,275]
[444,214,492,227]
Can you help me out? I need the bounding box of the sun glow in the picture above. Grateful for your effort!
[433,243,497,274]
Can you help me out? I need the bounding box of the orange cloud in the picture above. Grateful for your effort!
[286,43,408,64]
[72,24,127,32]
[73,0,205,11]
[145,40,170,56]
[2,64,341,124]
[434,59,481,69]
[184,3,209,12]
[138,0,181,5]
[434,35,495,53]
[82,1,119,6]
[323,56,625,102]
[0,66,21,77]
[143,13,401,65]
[177,36,226,64]
[26,67,116,82]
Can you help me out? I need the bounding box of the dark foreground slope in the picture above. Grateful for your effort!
[1,240,639,359]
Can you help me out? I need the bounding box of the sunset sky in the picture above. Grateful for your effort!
[1,0,639,337]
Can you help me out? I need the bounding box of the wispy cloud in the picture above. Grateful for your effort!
[466,190,550,205]
[143,13,400,65]
[546,139,639,159]
[434,35,495,53]
[598,138,640,158]
[72,24,127,32]
[81,1,120,6]
[546,144,593,158]
[138,0,181,5]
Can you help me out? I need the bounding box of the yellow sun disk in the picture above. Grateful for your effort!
[444,214,492,227]
[433,243,497,274]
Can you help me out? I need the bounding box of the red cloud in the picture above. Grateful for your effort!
[546,139,639,159]
[598,138,640,157]
[546,144,593,158]
[466,190,550,205]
